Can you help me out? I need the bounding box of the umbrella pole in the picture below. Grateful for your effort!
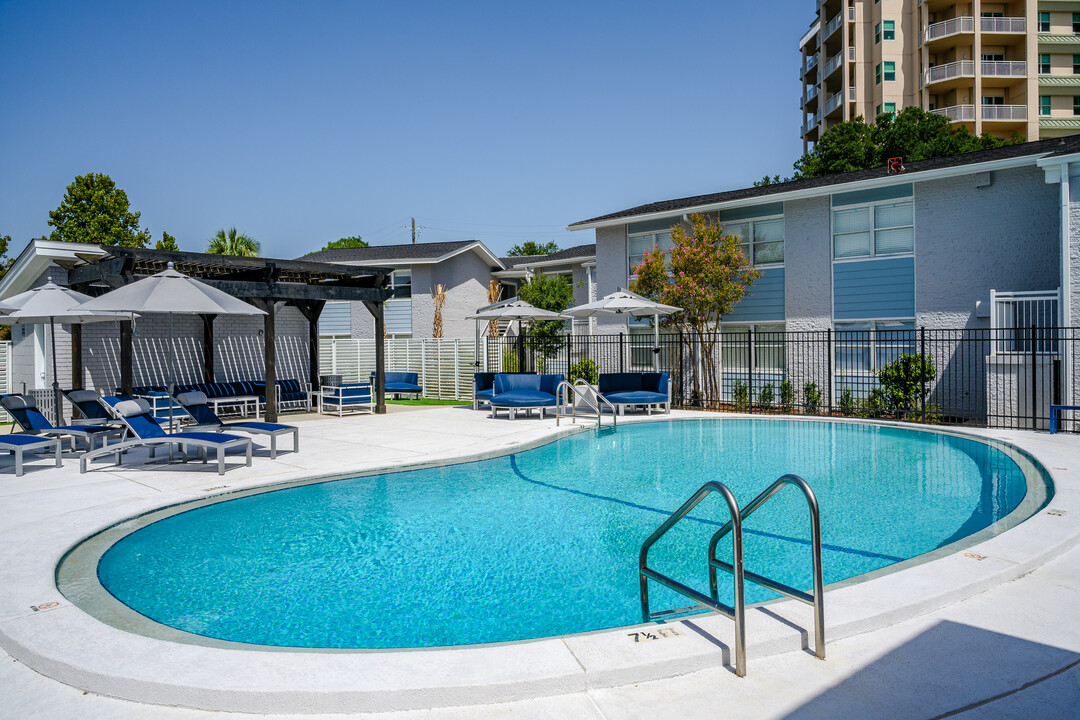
[168,313,175,429]
[50,318,61,425]
[654,313,660,372]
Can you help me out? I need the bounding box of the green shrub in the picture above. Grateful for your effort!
[501,347,520,372]
[568,358,599,386]
[758,383,775,410]
[733,380,750,411]
[803,382,821,414]
[779,380,796,413]
[878,353,936,420]
[839,387,854,416]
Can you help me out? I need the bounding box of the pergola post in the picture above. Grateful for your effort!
[71,324,83,390]
[262,300,277,423]
[120,319,133,394]
[201,314,216,383]
[363,300,386,414]
[296,300,326,391]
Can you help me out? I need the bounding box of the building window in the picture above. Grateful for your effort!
[720,324,787,373]
[882,20,895,41]
[981,11,1004,18]
[982,95,1004,106]
[1040,54,1051,74]
[875,102,897,117]
[1040,96,1052,116]
[1073,97,1080,116]
[833,200,914,259]
[981,53,1004,62]
[391,269,412,297]
[628,230,673,275]
[1074,13,1080,33]
[835,321,916,378]
[875,22,880,44]
[876,62,896,84]
[723,216,785,265]
[1074,55,1080,74]
[1039,12,1050,32]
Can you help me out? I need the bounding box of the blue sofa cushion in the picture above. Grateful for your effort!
[641,372,668,393]
[489,390,558,408]
[598,373,643,394]
[604,390,669,405]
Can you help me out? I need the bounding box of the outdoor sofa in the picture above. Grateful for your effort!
[131,378,312,414]
[473,371,535,410]
[597,372,671,415]
[177,391,299,459]
[370,371,423,399]
[318,383,374,416]
[488,373,564,419]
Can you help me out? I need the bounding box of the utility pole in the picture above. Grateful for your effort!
[411,217,416,244]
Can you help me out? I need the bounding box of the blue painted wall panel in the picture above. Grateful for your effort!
[723,267,786,323]
[833,257,915,319]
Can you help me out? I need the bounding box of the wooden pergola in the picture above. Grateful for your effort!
[64,246,395,421]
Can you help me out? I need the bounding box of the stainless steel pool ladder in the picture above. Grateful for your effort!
[555,379,617,433]
[638,474,824,677]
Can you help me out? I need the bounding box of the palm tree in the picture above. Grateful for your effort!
[207,227,260,257]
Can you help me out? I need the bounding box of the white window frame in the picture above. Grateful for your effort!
[833,319,916,376]
[719,322,787,373]
[831,195,915,261]
[721,214,785,267]
[627,230,674,276]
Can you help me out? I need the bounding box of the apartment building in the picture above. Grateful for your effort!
[800,0,1080,152]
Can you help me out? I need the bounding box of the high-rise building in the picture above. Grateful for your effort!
[800,0,1080,151]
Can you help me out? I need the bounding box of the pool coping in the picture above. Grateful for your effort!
[2,411,1079,713]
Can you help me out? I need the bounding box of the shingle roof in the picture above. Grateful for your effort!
[568,135,1080,228]
[499,243,596,267]
[301,241,485,264]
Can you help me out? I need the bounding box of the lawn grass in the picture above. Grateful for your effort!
[385,398,466,407]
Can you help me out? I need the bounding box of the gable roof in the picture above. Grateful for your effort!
[301,240,503,269]
[568,134,1080,230]
[499,243,596,267]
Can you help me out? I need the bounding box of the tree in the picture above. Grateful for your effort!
[47,173,151,247]
[792,107,1015,179]
[312,235,368,253]
[207,227,260,257]
[156,232,179,251]
[0,235,14,340]
[517,272,574,360]
[629,213,762,402]
[507,241,560,257]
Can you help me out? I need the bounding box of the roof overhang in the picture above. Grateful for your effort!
[567,153,1051,232]
[507,254,595,271]
[0,240,111,299]
[327,241,505,270]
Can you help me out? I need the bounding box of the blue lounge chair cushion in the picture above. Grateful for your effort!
[227,421,291,432]
[169,431,247,444]
[0,434,57,447]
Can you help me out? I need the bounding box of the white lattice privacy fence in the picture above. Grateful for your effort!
[0,341,9,421]
[319,338,477,400]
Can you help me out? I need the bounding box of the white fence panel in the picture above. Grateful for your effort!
[319,337,477,400]
[0,341,9,422]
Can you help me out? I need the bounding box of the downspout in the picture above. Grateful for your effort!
[1061,162,1072,409]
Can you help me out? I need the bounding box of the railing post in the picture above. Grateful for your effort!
[920,326,927,421]
[1031,323,1038,430]
[747,327,754,414]
[619,332,625,373]
[826,328,833,414]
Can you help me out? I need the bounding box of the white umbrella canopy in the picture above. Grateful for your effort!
[564,289,683,371]
[0,280,135,422]
[76,262,266,424]
[467,298,570,373]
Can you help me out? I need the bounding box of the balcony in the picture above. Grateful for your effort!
[982,104,1027,121]
[981,60,1027,78]
[823,90,844,116]
[932,104,975,122]
[926,16,974,43]
[823,12,843,41]
[804,84,819,105]
[823,51,843,78]
[926,60,975,85]
[980,16,1025,34]
[803,53,818,76]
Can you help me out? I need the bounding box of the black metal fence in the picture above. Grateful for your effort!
[483,326,1080,431]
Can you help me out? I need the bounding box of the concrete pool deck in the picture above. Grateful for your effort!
[1,406,1079,718]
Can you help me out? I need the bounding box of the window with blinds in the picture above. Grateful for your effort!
[833,199,913,259]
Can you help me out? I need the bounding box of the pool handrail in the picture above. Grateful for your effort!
[706,474,825,663]
[555,379,616,432]
[638,474,824,677]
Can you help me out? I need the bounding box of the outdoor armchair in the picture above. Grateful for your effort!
[371,371,422,399]
[597,372,670,415]
[80,398,253,476]
[1,394,125,451]
[176,391,299,459]
[318,383,374,416]
[488,373,564,419]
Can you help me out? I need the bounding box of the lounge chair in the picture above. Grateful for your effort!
[1,394,126,451]
[176,391,299,459]
[597,373,671,415]
[64,389,116,425]
[80,398,253,476]
[0,434,62,476]
[488,373,564,419]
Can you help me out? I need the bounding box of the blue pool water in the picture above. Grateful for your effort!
[96,419,1036,649]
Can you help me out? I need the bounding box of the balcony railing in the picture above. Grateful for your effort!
[926,60,975,84]
[982,104,1028,121]
[926,16,974,42]
[823,51,843,77]
[847,6,855,22]
[823,91,843,115]
[982,60,1027,77]
[804,54,818,75]
[823,12,842,40]
[804,85,819,104]
[932,104,976,122]
[847,45,855,61]
[981,16,1026,34]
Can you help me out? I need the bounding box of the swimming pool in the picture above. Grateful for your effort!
[65,418,1049,650]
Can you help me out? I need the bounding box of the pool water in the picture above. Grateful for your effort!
[95,419,1037,649]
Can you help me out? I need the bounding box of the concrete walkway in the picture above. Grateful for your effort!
[2,407,1079,719]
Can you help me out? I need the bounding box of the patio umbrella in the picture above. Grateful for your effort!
[76,262,266,425]
[467,298,570,371]
[564,289,682,371]
[0,280,133,423]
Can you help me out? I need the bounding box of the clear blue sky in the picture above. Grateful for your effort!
[0,0,813,260]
